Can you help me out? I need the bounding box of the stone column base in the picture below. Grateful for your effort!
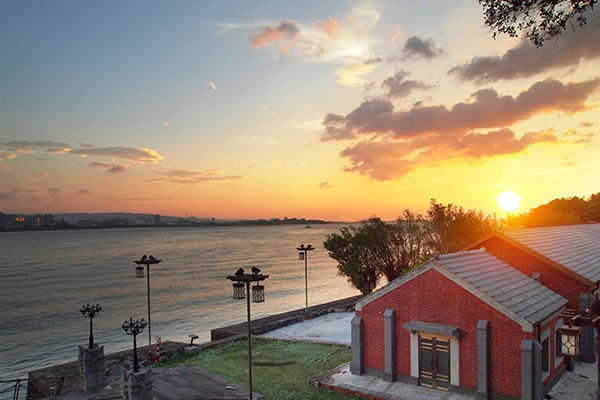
[78,345,107,391]
[121,362,153,400]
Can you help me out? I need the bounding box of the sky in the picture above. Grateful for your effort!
[1,1,599,222]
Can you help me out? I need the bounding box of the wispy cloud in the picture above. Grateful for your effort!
[155,169,244,184]
[89,162,128,173]
[69,146,163,163]
[3,141,71,154]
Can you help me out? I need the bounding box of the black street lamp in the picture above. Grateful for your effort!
[297,244,315,319]
[133,255,162,360]
[226,267,269,400]
[80,303,102,349]
[559,302,600,399]
[121,317,148,373]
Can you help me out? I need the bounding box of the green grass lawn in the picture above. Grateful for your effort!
[158,338,358,399]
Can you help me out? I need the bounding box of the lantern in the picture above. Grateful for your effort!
[298,252,305,260]
[559,325,581,357]
[135,265,144,278]
[252,284,265,303]
[232,282,245,299]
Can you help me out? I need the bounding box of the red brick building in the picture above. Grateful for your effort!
[351,248,568,400]
[464,223,600,362]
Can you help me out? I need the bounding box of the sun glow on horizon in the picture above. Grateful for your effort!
[497,190,522,213]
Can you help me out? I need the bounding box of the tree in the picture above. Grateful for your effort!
[324,214,431,295]
[324,219,382,295]
[427,199,499,253]
[507,193,600,227]
[478,0,597,46]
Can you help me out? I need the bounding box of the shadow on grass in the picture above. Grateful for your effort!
[158,338,358,399]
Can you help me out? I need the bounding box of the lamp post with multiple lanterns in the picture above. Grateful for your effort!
[121,317,147,373]
[80,303,102,349]
[558,302,600,399]
[297,244,315,319]
[226,267,268,400]
[133,255,162,359]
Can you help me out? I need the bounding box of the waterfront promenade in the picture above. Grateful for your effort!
[26,296,597,400]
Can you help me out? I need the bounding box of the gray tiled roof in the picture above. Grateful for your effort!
[501,224,600,283]
[435,249,568,324]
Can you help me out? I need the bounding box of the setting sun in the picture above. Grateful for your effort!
[497,191,522,213]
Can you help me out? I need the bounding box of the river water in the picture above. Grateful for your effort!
[0,223,359,398]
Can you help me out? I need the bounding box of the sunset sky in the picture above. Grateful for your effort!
[1,1,599,221]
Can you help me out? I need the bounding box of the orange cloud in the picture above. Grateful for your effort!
[321,77,600,181]
[70,146,163,163]
[322,78,600,141]
[250,20,300,55]
[316,16,339,37]
[156,169,244,184]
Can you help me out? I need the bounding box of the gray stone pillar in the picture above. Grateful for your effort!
[579,293,596,363]
[521,339,542,400]
[350,316,363,375]
[476,320,489,400]
[78,345,107,391]
[383,309,395,382]
[121,362,153,400]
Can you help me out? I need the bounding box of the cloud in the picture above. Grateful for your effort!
[78,189,94,195]
[321,78,600,141]
[382,69,435,98]
[89,162,127,173]
[339,128,557,180]
[449,24,600,83]
[319,181,333,189]
[315,16,339,37]
[561,128,594,144]
[320,77,600,180]
[3,140,71,154]
[335,63,377,87]
[249,5,381,68]
[48,187,61,195]
[403,36,443,59]
[155,169,244,184]
[0,187,44,202]
[250,20,300,56]
[70,146,163,163]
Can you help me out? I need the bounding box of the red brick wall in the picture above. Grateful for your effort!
[358,268,534,398]
[474,237,592,308]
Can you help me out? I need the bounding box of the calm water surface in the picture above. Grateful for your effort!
[0,224,358,397]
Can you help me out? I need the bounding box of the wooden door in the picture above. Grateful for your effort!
[418,334,450,390]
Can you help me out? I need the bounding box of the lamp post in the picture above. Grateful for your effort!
[133,255,162,359]
[297,244,315,319]
[121,317,147,373]
[226,267,269,400]
[558,302,600,399]
[80,303,102,349]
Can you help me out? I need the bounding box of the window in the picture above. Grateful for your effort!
[541,337,549,372]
